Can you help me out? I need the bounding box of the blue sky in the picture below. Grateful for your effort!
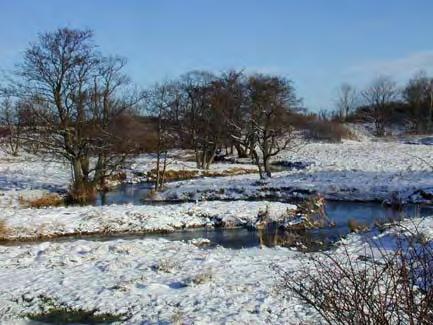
[1,0,433,110]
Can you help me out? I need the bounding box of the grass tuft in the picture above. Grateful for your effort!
[0,219,8,238]
[27,307,127,324]
[148,167,257,183]
[348,218,370,233]
[19,194,64,208]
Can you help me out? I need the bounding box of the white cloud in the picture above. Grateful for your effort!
[346,50,433,82]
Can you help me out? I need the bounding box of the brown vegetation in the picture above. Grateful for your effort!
[0,219,8,238]
[274,224,433,324]
[347,218,370,233]
[304,120,356,142]
[19,193,64,208]
[147,167,257,183]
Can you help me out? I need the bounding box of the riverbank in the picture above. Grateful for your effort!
[0,215,432,324]
[0,201,296,241]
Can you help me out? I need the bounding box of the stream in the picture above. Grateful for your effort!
[63,183,433,250]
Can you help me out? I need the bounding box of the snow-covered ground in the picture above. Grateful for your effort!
[1,134,433,324]
[0,201,296,240]
[2,137,433,205]
[0,238,316,324]
[0,216,431,324]
[157,140,433,203]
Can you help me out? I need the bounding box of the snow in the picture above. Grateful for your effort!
[0,215,431,324]
[1,134,433,323]
[2,139,433,205]
[1,201,296,240]
[156,140,433,203]
[0,238,316,324]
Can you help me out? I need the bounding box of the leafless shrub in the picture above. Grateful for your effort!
[304,120,355,143]
[67,183,97,204]
[274,224,433,324]
[292,195,335,229]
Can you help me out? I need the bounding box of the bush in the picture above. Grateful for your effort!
[304,120,355,142]
[274,224,433,324]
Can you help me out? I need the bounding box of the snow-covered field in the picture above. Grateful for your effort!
[0,238,314,324]
[0,201,295,240]
[2,137,433,206]
[157,140,433,203]
[1,134,433,324]
[0,216,431,324]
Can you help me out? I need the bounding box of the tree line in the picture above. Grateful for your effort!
[334,72,433,136]
[1,27,432,201]
[0,28,301,200]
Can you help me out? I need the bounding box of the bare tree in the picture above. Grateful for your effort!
[0,97,24,156]
[145,81,179,191]
[218,70,250,158]
[172,71,225,169]
[11,28,143,201]
[239,74,300,178]
[403,71,433,132]
[336,83,357,121]
[362,76,398,136]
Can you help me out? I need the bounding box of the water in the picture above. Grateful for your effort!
[65,183,433,250]
[95,183,154,206]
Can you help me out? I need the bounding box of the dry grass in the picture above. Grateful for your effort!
[151,258,180,273]
[0,219,8,238]
[27,307,127,323]
[348,218,370,233]
[19,193,64,208]
[148,167,257,183]
[189,269,213,285]
[148,169,199,182]
[202,167,257,177]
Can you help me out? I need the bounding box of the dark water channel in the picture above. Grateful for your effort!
[76,183,433,250]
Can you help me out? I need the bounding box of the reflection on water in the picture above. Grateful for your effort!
[96,183,153,206]
[85,206,433,251]
[89,183,433,250]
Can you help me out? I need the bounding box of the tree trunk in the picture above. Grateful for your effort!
[263,155,272,178]
[205,147,217,170]
[155,149,161,191]
[251,149,264,179]
[428,93,433,132]
[160,150,168,191]
[235,143,248,158]
[93,154,107,189]
[70,157,96,203]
